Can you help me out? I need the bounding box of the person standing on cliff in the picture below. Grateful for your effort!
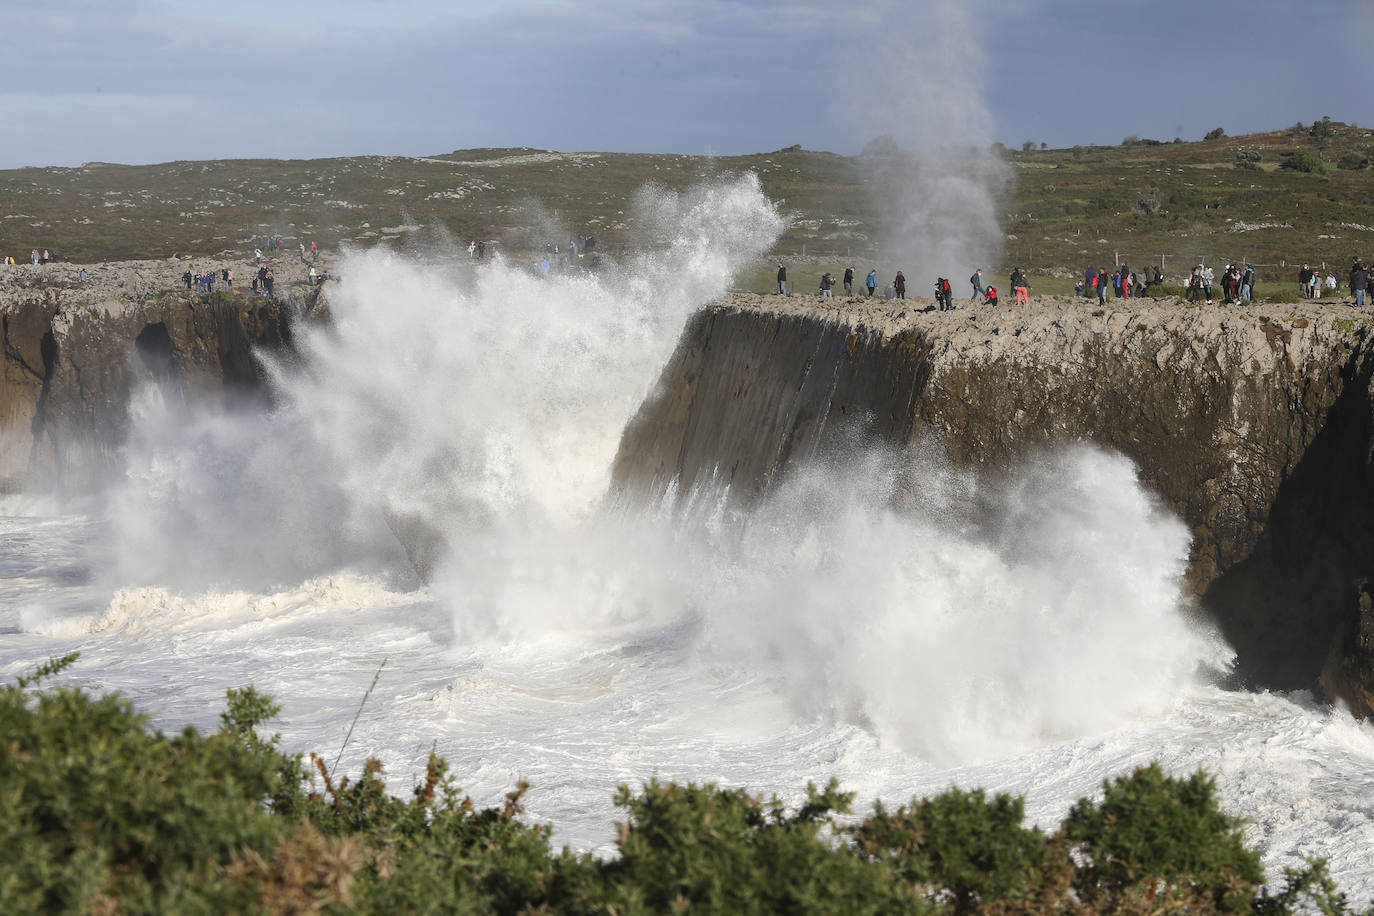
[1352,262,1369,309]
[1242,264,1255,302]
[894,271,906,299]
[777,263,788,296]
[866,269,878,296]
[1097,268,1109,305]
[843,266,854,296]
[1009,268,1028,305]
[970,268,984,299]
[820,272,834,297]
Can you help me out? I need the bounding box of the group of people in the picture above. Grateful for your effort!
[1216,264,1256,303]
[1350,261,1370,309]
[182,269,233,293]
[1298,264,1349,299]
[1079,264,1162,302]
[778,264,1014,309]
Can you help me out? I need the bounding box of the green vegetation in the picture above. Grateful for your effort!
[1282,149,1328,175]
[2,121,1371,294]
[2,654,1369,914]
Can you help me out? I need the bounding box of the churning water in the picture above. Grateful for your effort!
[4,175,1374,901]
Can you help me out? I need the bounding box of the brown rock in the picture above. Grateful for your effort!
[613,293,1374,702]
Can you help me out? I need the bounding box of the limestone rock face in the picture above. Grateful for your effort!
[0,259,307,491]
[612,294,1374,710]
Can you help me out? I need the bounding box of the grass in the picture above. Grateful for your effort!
[1,121,1371,291]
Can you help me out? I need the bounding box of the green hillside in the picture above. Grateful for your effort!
[1,120,1370,286]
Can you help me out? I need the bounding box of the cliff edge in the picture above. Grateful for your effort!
[611,293,1374,714]
[0,258,316,491]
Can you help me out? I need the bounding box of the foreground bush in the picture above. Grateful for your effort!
[1,655,1365,914]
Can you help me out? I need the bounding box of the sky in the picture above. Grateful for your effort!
[1,0,1371,169]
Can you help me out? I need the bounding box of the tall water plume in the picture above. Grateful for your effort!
[95,174,785,601]
[87,169,1222,767]
[841,0,1012,286]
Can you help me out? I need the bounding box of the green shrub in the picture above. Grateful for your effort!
[854,787,1062,913]
[1281,149,1328,174]
[1145,283,1189,299]
[603,777,917,913]
[1064,763,1264,912]
[1263,287,1304,304]
[1338,151,1370,171]
[0,658,298,913]
[4,658,1369,914]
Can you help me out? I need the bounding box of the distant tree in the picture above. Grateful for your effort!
[1040,142,1048,150]
[1121,135,1140,146]
[1022,140,1036,152]
[1337,151,1370,171]
[1204,127,1226,141]
[1308,118,1334,148]
[1173,137,1183,144]
[1281,149,1327,174]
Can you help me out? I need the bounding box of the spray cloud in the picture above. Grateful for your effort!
[841,0,1012,286]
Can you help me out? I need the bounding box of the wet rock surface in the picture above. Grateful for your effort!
[0,256,321,491]
[613,292,1374,711]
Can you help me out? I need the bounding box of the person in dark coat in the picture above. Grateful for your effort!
[777,263,788,296]
[843,266,854,296]
[894,271,906,299]
[1352,262,1369,309]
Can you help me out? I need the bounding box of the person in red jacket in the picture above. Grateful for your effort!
[983,285,999,307]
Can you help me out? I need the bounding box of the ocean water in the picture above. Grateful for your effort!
[3,175,1374,902]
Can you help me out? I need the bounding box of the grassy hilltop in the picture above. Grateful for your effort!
[1,119,1371,286]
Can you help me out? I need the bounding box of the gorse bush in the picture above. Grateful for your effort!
[1282,149,1328,174]
[2,655,1368,914]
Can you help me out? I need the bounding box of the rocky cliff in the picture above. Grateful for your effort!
[0,258,316,491]
[611,293,1374,714]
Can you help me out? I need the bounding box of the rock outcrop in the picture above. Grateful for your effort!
[611,294,1374,712]
[0,258,317,491]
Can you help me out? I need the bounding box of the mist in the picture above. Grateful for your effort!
[841,0,1012,289]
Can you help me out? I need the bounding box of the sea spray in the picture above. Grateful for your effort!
[91,174,786,614]
[661,444,1231,765]
[841,0,1011,283]
[85,170,1223,767]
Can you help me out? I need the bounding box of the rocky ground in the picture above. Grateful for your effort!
[722,289,1368,343]
[0,253,328,316]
